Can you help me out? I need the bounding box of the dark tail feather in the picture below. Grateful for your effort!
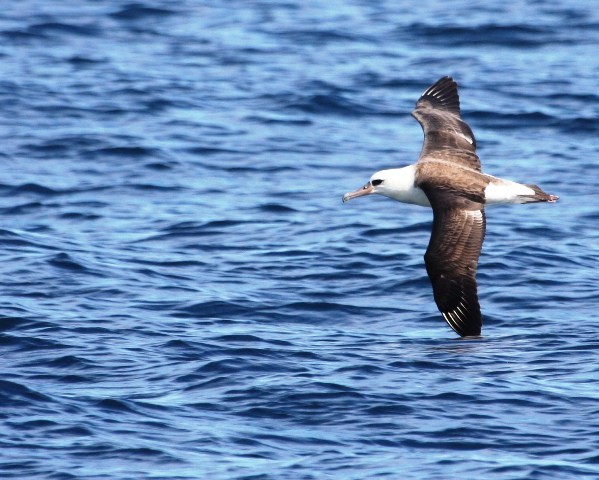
[524,184,559,203]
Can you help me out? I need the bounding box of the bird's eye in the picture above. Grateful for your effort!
[372,179,383,186]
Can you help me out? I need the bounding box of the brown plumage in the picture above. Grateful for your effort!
[342,76,559,337]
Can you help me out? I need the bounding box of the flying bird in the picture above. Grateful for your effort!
[343,76,558,337]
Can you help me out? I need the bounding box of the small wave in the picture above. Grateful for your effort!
[469,110,556,128]
[403,23,555,48]
[0,228,58,251]
[21,135,107,156]
[471,110,599,134]
[47,253,96,275]
[263,28,375,45]
[257,203,297,213]
[286,93,377,116]
[144,161,178,171]
[176,300,255,319]
[90,146,160,158]
[0,379,55,405]
[1,201,44,215]
[245,114,312,125]
[210,334,292,347]
[5,182,60,196]
[59,211,102,220]
[1,28,46,41]
[124,183,184,192]
[110,4,178,20]
[0,316,29,332]
[43,355,94,370]
[28,22,101,37]
[96,398,140,413]
[67,55,106,66]
[362,221,431,237]
[186,146,247,155]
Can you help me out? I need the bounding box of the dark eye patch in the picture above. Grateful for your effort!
[372,179,383,186]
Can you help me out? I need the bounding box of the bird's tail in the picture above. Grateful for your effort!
[522,184,559,203]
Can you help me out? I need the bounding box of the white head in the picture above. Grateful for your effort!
[342,165,428,206]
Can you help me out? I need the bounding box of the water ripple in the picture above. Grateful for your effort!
[0,0,598,479]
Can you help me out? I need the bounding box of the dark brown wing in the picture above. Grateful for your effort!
[420,188,486,336]
[412,76,481,172]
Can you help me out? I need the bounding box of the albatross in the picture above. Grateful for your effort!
[342,76,558,337]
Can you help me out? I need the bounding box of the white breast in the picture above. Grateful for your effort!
[374,165,431,207]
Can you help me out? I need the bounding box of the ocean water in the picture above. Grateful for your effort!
[1,1,598,479]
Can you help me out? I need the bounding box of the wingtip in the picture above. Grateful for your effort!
[436,75,455,86]
[442,311,482,338]
[425,76,456,92]
[418,76,461,115]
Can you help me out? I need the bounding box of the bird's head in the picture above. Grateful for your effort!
[342,170,392,203]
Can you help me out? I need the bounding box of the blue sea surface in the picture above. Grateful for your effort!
[1,1,598,479]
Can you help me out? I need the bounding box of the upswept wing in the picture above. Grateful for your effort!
[412,76,481,172]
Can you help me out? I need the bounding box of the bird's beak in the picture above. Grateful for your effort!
[342,182,374,203]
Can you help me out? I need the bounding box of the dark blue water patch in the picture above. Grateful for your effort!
[298,79,359,96]
[364,403,414,416]
[0,229,58,252]
[1,182,113,199]
[90,146,160,158]
[1,28,46,42]
[27,22,102,38]
[123,182,185,192]
[176,300,255,319]
[284,93,379,116]
[0,317,31,332]
[128,258,208,269]
[556,117,599,134]
[59,211,102,220]
[361,221,431,237]
[401,23,560,48]
[256,202,298,213]
[20,135,109,156]
[144,160,179,170]
[32,103,133,119]
[0,380,55,406]
[196,357,275,376]
[245,114,313,126]
[3,332,72,352]
[186,146,249,156]
[469,110,556,128]
[47,253,94,274]
[45,355,96,371]
[105,85,197,109]
[223,164,300,173]
[232,384,373,424]
[470,110,599,135]
[276,301,368,316]
[210,334,293,347]
[4,182,59,196]
[8,419,58,431]
[109,3,179,20]
[68,442,182,465]
[67,55,107,67]
[0,201,45,215]
[95,398,144,414]
[259,27,376,45]
[159,338,217,361]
